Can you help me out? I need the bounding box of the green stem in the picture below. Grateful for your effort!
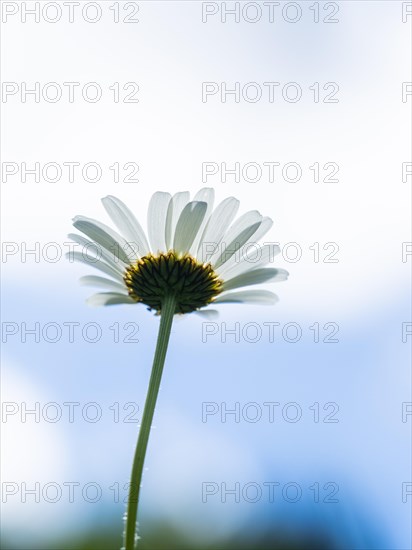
[124,294,176,550]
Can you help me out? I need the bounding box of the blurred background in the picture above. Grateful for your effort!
[1,1,411,549]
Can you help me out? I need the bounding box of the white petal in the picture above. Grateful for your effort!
[66,251,124,282]
[193,187,215,206]
[213,221,262,270]
[147,192,171,254]
[68,233,127,273]
[213,290,279,305]
[197,197,240,263]
[222,268,289,291]
[216,216,273,275]
[173,201,207,255]
[86,292,135,307]
[246,216,273,245]
[209,210,262,267]
[165,191,190,250]
[193,309,220,320]
[189,188,215,255]
[79,275,126,292]
[73,216,135,264]
[69,232,95,250]
[101,195,150,257]
[219,243,281,280]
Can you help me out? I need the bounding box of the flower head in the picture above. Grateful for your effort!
[68,189,288,314]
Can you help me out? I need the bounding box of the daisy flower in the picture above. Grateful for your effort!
[69,188,288,314]
[68,188,288,550]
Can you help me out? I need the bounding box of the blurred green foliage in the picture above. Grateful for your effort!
[1,523,337,550]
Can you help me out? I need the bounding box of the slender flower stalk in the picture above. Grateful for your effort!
[124,294,176,550]
[69,188,288,548]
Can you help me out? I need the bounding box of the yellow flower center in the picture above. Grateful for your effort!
[124,251,223,314]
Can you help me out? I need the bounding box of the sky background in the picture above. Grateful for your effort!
[1,1,411,549]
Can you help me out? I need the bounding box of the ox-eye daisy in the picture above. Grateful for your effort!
[69,189,288,549]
